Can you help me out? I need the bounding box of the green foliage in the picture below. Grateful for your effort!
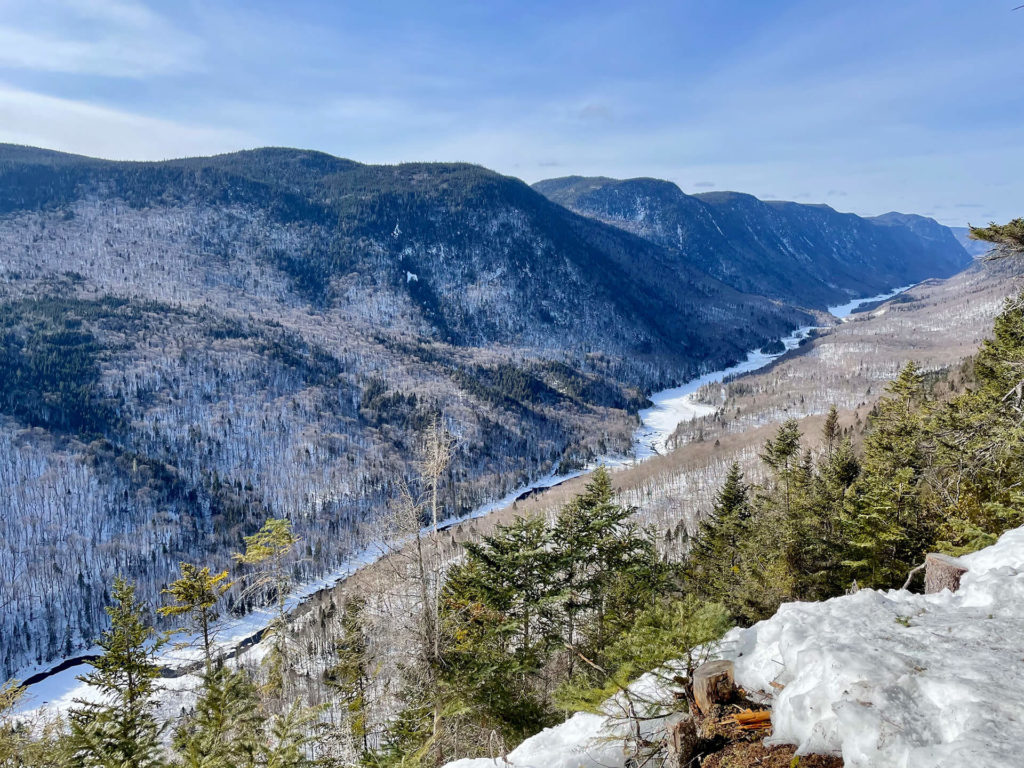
[686,463,751,615]
[68,577,166,768]
[323,598,374,757]
[970,218,1024,256]
[0,297,120,436]
[555,596,731,714]
[159,563,233,669]
[173,665,262,768]
[234,518,300,698]
[843,363,935,588]
[401,468,669,760]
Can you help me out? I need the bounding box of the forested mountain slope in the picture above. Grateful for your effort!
[0,145,812,679]
[533,176,970,308]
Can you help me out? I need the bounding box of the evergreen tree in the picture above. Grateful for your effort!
[262,704,317,768]
[550,467,662,670]
[687,462,750,614]
[173,665,262,768]
[68,577,166,768]
[807,435,860,597]
[822,405,841,459]
[844,362,933,588]
[461,515,552,659]
[930,294,1024,550]
[438,556,553,747]
[970,218,1024,256]
[159,563,232,672]
[234,518,299,697]
[324,598,374,758]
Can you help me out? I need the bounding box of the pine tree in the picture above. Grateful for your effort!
[324,597,374,757]
[930,293,1024,550]
[234,518,299,697]
[461,515,552,659]
[173,664,262,768]
[550,467,661,672]
[68,577,166,768]
[844,362,933,588]
[759,418,804,521]
[262,704,316,768]
[806,434,860,597]
[822,405,840,459]
[687,462,750,614]
[158,563,232,671]
[970,218,1024,257]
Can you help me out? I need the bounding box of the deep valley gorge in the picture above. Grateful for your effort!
[0,144,976,687]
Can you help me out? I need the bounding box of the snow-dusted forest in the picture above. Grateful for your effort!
[0,145,973,683]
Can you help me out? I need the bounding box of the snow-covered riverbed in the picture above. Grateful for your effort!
[15,284,913,713]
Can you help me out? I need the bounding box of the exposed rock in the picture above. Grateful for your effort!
[925,552,969,594]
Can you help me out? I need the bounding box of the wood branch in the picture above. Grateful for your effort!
[902,561,926,590]
[729,709,773,731]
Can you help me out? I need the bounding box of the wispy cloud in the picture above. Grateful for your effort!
[0,85,251,159]
[0,0,200,77]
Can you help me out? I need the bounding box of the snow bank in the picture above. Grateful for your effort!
[443,672,680,768]
[443,527,1024,768]
[724,525,1024,767]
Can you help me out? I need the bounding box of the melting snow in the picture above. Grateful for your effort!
[723,525,1024,767]
[443,526,1024,768]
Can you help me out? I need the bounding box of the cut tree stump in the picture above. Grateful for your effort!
[925,553,969,594]
[666,715,699,767]
[692,659,735,714]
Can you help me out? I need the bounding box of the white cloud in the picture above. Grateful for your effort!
[0,0,200,77]
[0,85,253,159]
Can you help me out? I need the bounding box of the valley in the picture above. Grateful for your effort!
[0,145,968,684]
[14,278,917,712]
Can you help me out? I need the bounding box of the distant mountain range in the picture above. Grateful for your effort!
[0,144,969,678]
[950,225,995,258]
[533,176,970,309]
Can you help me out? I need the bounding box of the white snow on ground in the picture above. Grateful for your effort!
[443,525,1024,768]
[444,671,681,768]
[722,525,1024,767]
[16,284,912,716]
[634,323,812,458]
[827,284,914,322]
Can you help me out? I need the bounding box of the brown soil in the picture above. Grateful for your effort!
[701,741,844,768]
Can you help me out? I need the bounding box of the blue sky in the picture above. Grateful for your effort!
[0,0,1020,225]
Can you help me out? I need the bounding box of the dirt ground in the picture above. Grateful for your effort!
[701,741,843,768]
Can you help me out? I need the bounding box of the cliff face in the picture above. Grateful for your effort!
[534,176,971,309]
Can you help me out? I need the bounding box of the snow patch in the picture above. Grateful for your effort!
[722,525,1024,767]
[442,527,1024,768]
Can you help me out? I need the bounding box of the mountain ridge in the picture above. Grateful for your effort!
[533,175,970,309]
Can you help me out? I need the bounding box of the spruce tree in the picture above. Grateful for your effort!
[844,362,933,588]
[461,515,552,659]
[173,664,262,768]
[550,467,661,671]
[68,577,165,768]
[324,598,374,757]
[687,462,750,614]
[159,563,232,672]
